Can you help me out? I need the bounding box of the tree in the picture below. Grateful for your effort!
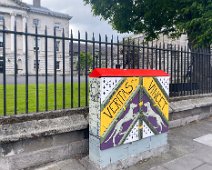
[84,0,212,47]
[85,0,212,92]
[78,52,93,74]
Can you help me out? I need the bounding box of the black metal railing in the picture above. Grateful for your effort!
[0,19,211,116]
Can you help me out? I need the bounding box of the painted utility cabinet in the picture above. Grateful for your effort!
[89,68,169,168]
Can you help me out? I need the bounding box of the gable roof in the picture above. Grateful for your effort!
[0,0,28,10]
[27,4,72,20]
[12,0,28,7]
[9,0,72,20]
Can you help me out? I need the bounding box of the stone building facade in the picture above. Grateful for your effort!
[0,0,72,75]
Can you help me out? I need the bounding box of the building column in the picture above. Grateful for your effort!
[22,15,27,53]
[10,13,16,52]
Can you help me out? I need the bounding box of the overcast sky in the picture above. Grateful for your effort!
[22,0,129,40]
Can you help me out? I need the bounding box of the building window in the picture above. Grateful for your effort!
[0,34,3,47]
[54,22,61,30]
[17,59,23,70]
[56,41,60,51]
[74,52,78,56]
[56,61,60,70]
[34,38,41,51]
[167,43,172,50]
[0,55,3,73]
[0,16,4,47]
[33,19,40,27]
[34,60,40,69]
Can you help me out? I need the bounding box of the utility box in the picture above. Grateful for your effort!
[89,68,169,169]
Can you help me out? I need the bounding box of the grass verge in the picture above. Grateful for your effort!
[0,82,87,116]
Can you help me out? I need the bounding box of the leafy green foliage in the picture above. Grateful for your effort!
[84,0,212,47]
[79,52,93,72]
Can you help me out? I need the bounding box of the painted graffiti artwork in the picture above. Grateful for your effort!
[142,77,169,135]
[89,68,169,151]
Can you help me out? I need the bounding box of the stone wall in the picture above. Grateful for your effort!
[0,108,89,170]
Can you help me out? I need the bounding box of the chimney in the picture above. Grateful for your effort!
[33,0,41,8]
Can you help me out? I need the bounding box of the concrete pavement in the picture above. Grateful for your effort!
[34,117,212,170]
[128,117,212,170]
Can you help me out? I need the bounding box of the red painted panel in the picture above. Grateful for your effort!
[89,68,169,77]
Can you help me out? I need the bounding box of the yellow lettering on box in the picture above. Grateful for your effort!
[143,77,169,120]
[100,77,139,137]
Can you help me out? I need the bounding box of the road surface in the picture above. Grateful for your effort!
[0,74,86,84]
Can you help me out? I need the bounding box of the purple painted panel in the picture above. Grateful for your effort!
[142,93,168,134]
[100,92,140,150]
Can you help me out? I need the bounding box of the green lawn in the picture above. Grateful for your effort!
[0,82,87,116]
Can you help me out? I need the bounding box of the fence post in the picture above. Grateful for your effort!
[45,26,48,111]
[25,23,29,113]
[14,20,17,115]
[2,17,6,116]
[70,30,74,108]
[53,27,57,110]
[62,28,66,109]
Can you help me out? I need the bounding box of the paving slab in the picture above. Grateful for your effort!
[162,155,203,170]
[194,164,212,170]
[149,166,169,170]
[194,134,212,147]
[191,147,212,164]
[35,159,86,170]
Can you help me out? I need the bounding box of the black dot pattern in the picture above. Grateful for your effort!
[101,77,122,103]
[157,77,169,95]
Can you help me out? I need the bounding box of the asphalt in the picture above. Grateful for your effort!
[35,117,212,170]
[0,74,85,84]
